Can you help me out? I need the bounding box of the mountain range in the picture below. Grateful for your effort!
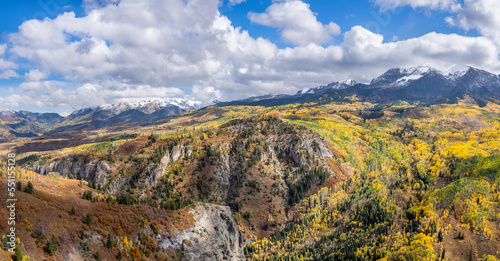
[3,66,500,260]
[0,99,202,138]
[223,65,500,106]
[2,65,500,139]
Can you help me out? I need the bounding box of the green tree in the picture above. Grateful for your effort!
[15,245,24,261]
[46,235,58,256]
[70,206,76,215]
[24,181,34,194]
[105,233,113,248]
[84,213,92,226]
[1,235,9,250]
[16,181,22,192]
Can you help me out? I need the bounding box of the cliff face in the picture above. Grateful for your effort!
[31,158,111,185]
[28,144,192,194]
[145,144,192,185]
[158,203,245,261]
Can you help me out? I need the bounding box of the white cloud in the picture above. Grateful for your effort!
[248,0,341,46]
[2,0,500,112]
[446,0,500,48]
[371,0,460,11]
[342,26,498,71]
[25,69,49,82]
[228,0,246,6]
[0,80,183,109]
[0,44,18,79]
[82,0,120,13]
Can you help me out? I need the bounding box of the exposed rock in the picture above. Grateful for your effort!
[158,203,244,261]
[145,145,192,185]
[30,158,111,185]
[27,145,191,193]
[210,143,232,203]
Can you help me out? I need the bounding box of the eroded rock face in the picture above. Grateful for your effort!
[28,144,192,193]
[144,144,192,185]
[31,159,111,185]
[158,203,244,261]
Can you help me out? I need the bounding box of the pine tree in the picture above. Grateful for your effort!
[70,206,76,215]
[47,235,58,256]
[105,234,113,248]
[84,213,92,225]
[24,181,34,194]
[16,181,22,192]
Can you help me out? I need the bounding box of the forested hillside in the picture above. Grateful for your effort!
[1,98,500,260]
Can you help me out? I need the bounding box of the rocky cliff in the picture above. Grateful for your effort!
[30,158,111,185]
[159,203,245,261]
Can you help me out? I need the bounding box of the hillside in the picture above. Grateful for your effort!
[0,99,202,139]
[1,98,500,260]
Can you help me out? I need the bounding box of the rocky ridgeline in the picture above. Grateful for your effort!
[26,144,193,194]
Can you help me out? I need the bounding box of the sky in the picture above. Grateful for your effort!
[0,0,499,115]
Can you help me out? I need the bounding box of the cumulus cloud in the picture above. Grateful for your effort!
[2,0,500,112]
[0,80,183,109]
[342,26,498,70]
[0,44,18,79]
[371,0,460,11]
[446,0,500,48]
[25,69,49,82]
[248,0,341,46]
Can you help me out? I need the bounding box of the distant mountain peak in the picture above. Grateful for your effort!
[219,65,500,107]
[443,65,473,80]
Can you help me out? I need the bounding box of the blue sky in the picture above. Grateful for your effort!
[1,0,473,45]
[223,0,477,45]
[0,0,498,114]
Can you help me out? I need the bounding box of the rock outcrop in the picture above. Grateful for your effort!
[158,203,244,261]
[143,144,192,185]
[30,158,111,185]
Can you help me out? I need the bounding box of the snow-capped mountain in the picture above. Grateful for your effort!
[1,99,203,138]
[298,79,358,95]
[370,66,444,87]
[70,99,202,118]
[221,65,500,107]
[235,79,358,105]
[62,98,203,130]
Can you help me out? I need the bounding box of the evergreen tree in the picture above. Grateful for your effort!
[70,206,76,215]
[46,235,58,256]
[105,233,113,248]
[84,213,92,225]
[24,181,34,194]
[16,181,22,192]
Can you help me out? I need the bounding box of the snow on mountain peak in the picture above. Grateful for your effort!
[444,65,472,80]
[399,66,433,75]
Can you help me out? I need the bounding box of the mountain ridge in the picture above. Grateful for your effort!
[2,65,500,138]
[222,65,500,107]
[0,98,203,138]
